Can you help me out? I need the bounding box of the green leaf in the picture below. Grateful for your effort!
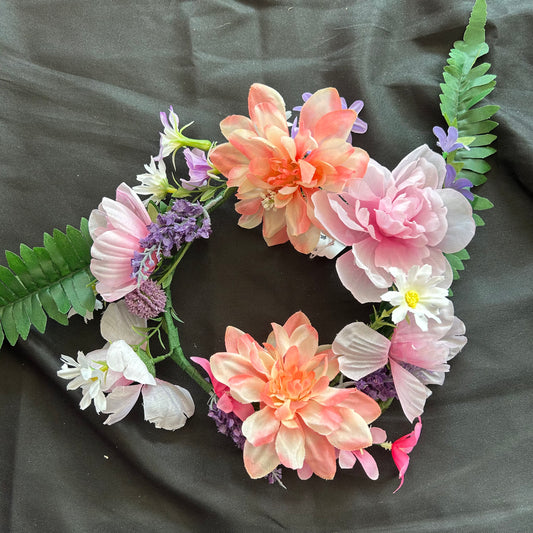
[0,218,94,349]
[473,213,485,226]
[471,194,494,211]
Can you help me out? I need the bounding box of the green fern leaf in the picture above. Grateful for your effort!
[0,218,95,348]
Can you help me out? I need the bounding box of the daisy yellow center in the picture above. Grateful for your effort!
[404,290,420,308]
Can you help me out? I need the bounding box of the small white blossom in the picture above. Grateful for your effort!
[381,264,450,331]
[133,157,171,204]
[57,350,108,413]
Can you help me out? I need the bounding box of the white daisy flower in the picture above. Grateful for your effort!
[381,264,450,331]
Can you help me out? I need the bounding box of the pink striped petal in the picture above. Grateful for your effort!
[390,359,431,422]
[334,321,391,381]
[241,407,280,447]
[275,424,305,470]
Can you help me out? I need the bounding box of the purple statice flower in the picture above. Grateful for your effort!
[208,401,247,449]
[124,279,167,319]
[444,164,474,201]
[182,148,212,190]
[140,199,212,258]
[292,92,367,141]
[354,365,397,402]
[433,126,468,154]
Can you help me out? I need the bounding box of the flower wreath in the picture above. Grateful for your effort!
[0,0,497,491]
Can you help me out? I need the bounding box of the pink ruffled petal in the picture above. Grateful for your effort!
[353,449,379,480]
[103,384,142,425]
[302,429,337,480]
[334,322,391,380]
[436,189,476,253]
[326,408,372,450]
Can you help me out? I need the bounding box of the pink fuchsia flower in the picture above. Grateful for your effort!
[312,145,476,303]
[89,183,156,302]
[332,304,466,422]
[209,84,369,254]
[338,426,387,480]
[191,356,254,422]
[391,418,422,492]
[209,311,382,480]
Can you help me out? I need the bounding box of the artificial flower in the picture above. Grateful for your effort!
[124,279,167,319]
[381,264,451,331]
[191,357,254,421]
[391,417,422,492]
[89,183,156,301]
[337,427,387,480]
[210,83,369,254]
[100,300,147,346]
[209,311,381,480]
[182,148,212,190]
[57,350,108,412]
[444,164,474,201]
[293,92,368,138]
[433,126,468,154]
[313,145,476,303]
[138,199,211,258]
[332,304,466,422]
[133,157,174,204]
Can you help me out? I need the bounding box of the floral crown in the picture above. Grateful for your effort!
[0,0,497,491]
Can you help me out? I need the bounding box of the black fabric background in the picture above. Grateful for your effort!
[1,1,532,531]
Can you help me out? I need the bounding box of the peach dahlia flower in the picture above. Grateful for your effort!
[209,84,369,254]
[209,312,381,480]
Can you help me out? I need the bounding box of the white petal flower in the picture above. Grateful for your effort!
[106,340,156,386]
[100,300,147,346]
[141,378,195,430]
[57,351,108,413]
[381,264,450,331]
[133,156,172,204]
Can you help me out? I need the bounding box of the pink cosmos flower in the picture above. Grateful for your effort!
[191,357,254,421]
[209,311,381,480]
[89,183,154,302]
[209,84,369,254]
[391,418,422,492]
[338,426,387,480]
[313,145,476,302]
[332,303,466,422]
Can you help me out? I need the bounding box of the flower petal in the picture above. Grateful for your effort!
[103,384,142,425]
[106,340,156,386]
[243,440,280,480]
[141,378,195,430]
[275,423,305,470]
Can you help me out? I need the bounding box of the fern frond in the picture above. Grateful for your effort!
[438,0,498,280]
[0,218,95,348]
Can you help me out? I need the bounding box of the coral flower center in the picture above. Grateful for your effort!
[267,158,301,188]
[269,365,316,403]
[404,290,420,308]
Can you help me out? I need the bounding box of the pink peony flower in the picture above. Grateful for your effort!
[332,303,466,422]
[209,84,369,254]
[209,311,381,480]
[313,145,476,302]
[89,183,155,302]
[391,418,422,492]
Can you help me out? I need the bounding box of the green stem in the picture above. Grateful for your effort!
[181,137,212,152]
[163,285,212,395]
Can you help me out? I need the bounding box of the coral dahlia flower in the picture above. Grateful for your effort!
[209,84,369,254]
[209,312,381,480]
[89,183,154,302]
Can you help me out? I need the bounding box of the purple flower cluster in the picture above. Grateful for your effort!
[124,279,167,319]
[208,402,247,449]
[354,366,397,402]
[208,402,283,485]
[141,199,212,258]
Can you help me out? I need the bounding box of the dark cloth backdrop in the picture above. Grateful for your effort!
[1,1,532,531]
